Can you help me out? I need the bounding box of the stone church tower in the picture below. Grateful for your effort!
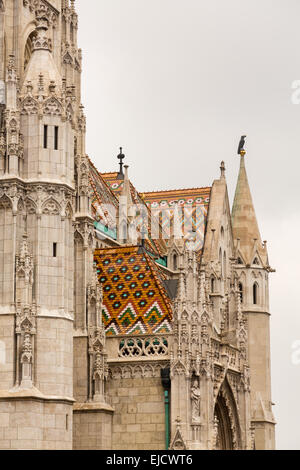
[0,0,275,450]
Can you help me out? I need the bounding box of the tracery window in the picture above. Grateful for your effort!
[24,32,36,70]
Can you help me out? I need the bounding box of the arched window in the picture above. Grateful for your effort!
[238,282,243,303]
[211,276,215,293]
[173,253,178,271]
[74,137,77,157]
[237,257,243,265]
[223,251,227,279]
[70,22,74,44]
[253,283,258,305]
[24,31,36,70]
[219,248,222,277]
[253,257,259,265]
[62,19,67,39]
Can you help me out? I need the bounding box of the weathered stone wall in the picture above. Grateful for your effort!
[0,399,73,450]
[0,315,15,391]
[35,317,73,398]
[254,421,275,451]
[108,377,166,450]
[73,336,88,402]
[73,407,113,450]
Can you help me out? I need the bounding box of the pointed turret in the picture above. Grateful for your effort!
[121,164,133,208]
[232,142,275,450]
[21,9,62,95]
[232,152,267,265]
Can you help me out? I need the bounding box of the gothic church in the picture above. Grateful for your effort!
[0,0,276,450]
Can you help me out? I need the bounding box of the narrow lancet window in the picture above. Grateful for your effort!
[44,125,48,149]
[54,126,59,150]
[253,283,258,305]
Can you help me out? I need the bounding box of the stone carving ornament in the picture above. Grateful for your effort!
[191,378,201,424]
[23,0,59,28]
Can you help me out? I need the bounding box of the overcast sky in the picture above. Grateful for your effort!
[76,0,300,449]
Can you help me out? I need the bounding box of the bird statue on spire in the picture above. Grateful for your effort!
[238,135,247,156]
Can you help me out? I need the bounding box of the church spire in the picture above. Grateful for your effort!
[232,147,266,265]
[21,7,62,95]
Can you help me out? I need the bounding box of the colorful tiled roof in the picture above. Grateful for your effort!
[101,172,126,195]
[143,187,211,252]
[101,172,168,258]
[94,246,173,336]
[89,161,119,232]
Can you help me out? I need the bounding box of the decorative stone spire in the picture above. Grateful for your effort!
[16,233,34,304]
[32,10,51,52]
[232,151,266,265]
[21,8,62,96]
[121,165,133,208]
[6,54,17,83]
[121,165,139,244]
[198,265,207,311]
[170,416,186,450]
[175,266,186,313]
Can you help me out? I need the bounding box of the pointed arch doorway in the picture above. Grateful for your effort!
[213,379,241,450]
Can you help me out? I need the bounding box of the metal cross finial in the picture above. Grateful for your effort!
[117,147,125,179]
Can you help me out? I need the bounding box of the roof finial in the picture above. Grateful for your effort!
[124,164,129,180]
[117,147,125,180]
[238,135,247,157]
[220,161,226,179]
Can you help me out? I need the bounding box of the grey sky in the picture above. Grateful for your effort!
[76,0,300,449]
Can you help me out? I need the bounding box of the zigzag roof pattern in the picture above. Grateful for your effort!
[94,246,173,336]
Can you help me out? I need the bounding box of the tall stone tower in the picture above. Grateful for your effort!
[0,0,91,449]
[232,152,276,449]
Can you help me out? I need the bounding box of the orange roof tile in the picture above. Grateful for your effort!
[94,246,173,336]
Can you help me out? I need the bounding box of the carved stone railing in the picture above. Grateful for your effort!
[211,339,240,372]
[118,336,169,359]
[211,339,220,361]
[224,345,238,369]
